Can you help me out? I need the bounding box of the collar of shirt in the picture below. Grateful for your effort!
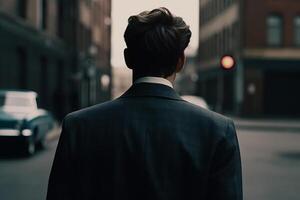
[134,76,173,88]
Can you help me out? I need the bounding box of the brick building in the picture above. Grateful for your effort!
[0,0,111,120]
[197,0,300,116]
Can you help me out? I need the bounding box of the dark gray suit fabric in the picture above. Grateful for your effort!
[47,83,243,200]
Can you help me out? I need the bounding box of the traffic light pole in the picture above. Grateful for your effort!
[235,59,244,115]
[216,72,224,113]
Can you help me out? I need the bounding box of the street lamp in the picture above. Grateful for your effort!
[220,55,235,70]
[216,55,236,113]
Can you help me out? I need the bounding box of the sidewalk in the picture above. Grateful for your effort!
[232,117,300,132]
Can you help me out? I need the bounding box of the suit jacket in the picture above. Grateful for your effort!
[47,83,243,200]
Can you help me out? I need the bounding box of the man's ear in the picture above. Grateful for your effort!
[124,48,133,69]
[175,53,186,73]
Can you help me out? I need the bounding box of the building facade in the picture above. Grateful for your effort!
[0,0,111,120]
[197,0,300,116]
[76,0,112,107]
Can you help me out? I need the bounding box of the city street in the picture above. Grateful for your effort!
[0,127,300,200]
[1,0,300,199]
[239,128,300,200]
[0,140,58,200]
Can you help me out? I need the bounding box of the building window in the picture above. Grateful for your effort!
[17,47,27,88]
[224,0,230,7]
[40,0,48,29]
[294,16,300,46]
[266,15,283,46]
[57,0,64,37]
[40,56,48,107]
[17,0,27,19]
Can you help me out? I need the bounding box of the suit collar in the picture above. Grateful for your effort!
[119,83,183,101]
[134,76,173,88]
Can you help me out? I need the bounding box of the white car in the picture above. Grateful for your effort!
[0,90,54,155]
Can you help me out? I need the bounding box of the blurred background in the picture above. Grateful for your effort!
[0,0,300,199]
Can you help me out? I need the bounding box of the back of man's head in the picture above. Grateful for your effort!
[124,7,192,78]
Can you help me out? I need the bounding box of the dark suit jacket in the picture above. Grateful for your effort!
[47,83,243,200]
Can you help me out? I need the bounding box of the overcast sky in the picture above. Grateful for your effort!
[111,0,199,67]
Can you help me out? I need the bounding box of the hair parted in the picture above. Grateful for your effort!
[124,7,192,77]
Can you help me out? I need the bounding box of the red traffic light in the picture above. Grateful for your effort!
[220,55,235,70]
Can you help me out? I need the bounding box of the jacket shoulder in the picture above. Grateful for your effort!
[182,100,231,123]
[63,99,122,122]
[181,100,234,137]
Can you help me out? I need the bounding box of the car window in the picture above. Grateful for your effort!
[36,97,41,108]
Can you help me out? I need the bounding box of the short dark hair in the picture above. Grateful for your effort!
[124,7,192,77]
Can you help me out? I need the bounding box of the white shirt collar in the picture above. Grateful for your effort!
[134,76,173,88]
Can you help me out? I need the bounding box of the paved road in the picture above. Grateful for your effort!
[0,128,299,200]
[0,140,58,200]
[238,129,300,200]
